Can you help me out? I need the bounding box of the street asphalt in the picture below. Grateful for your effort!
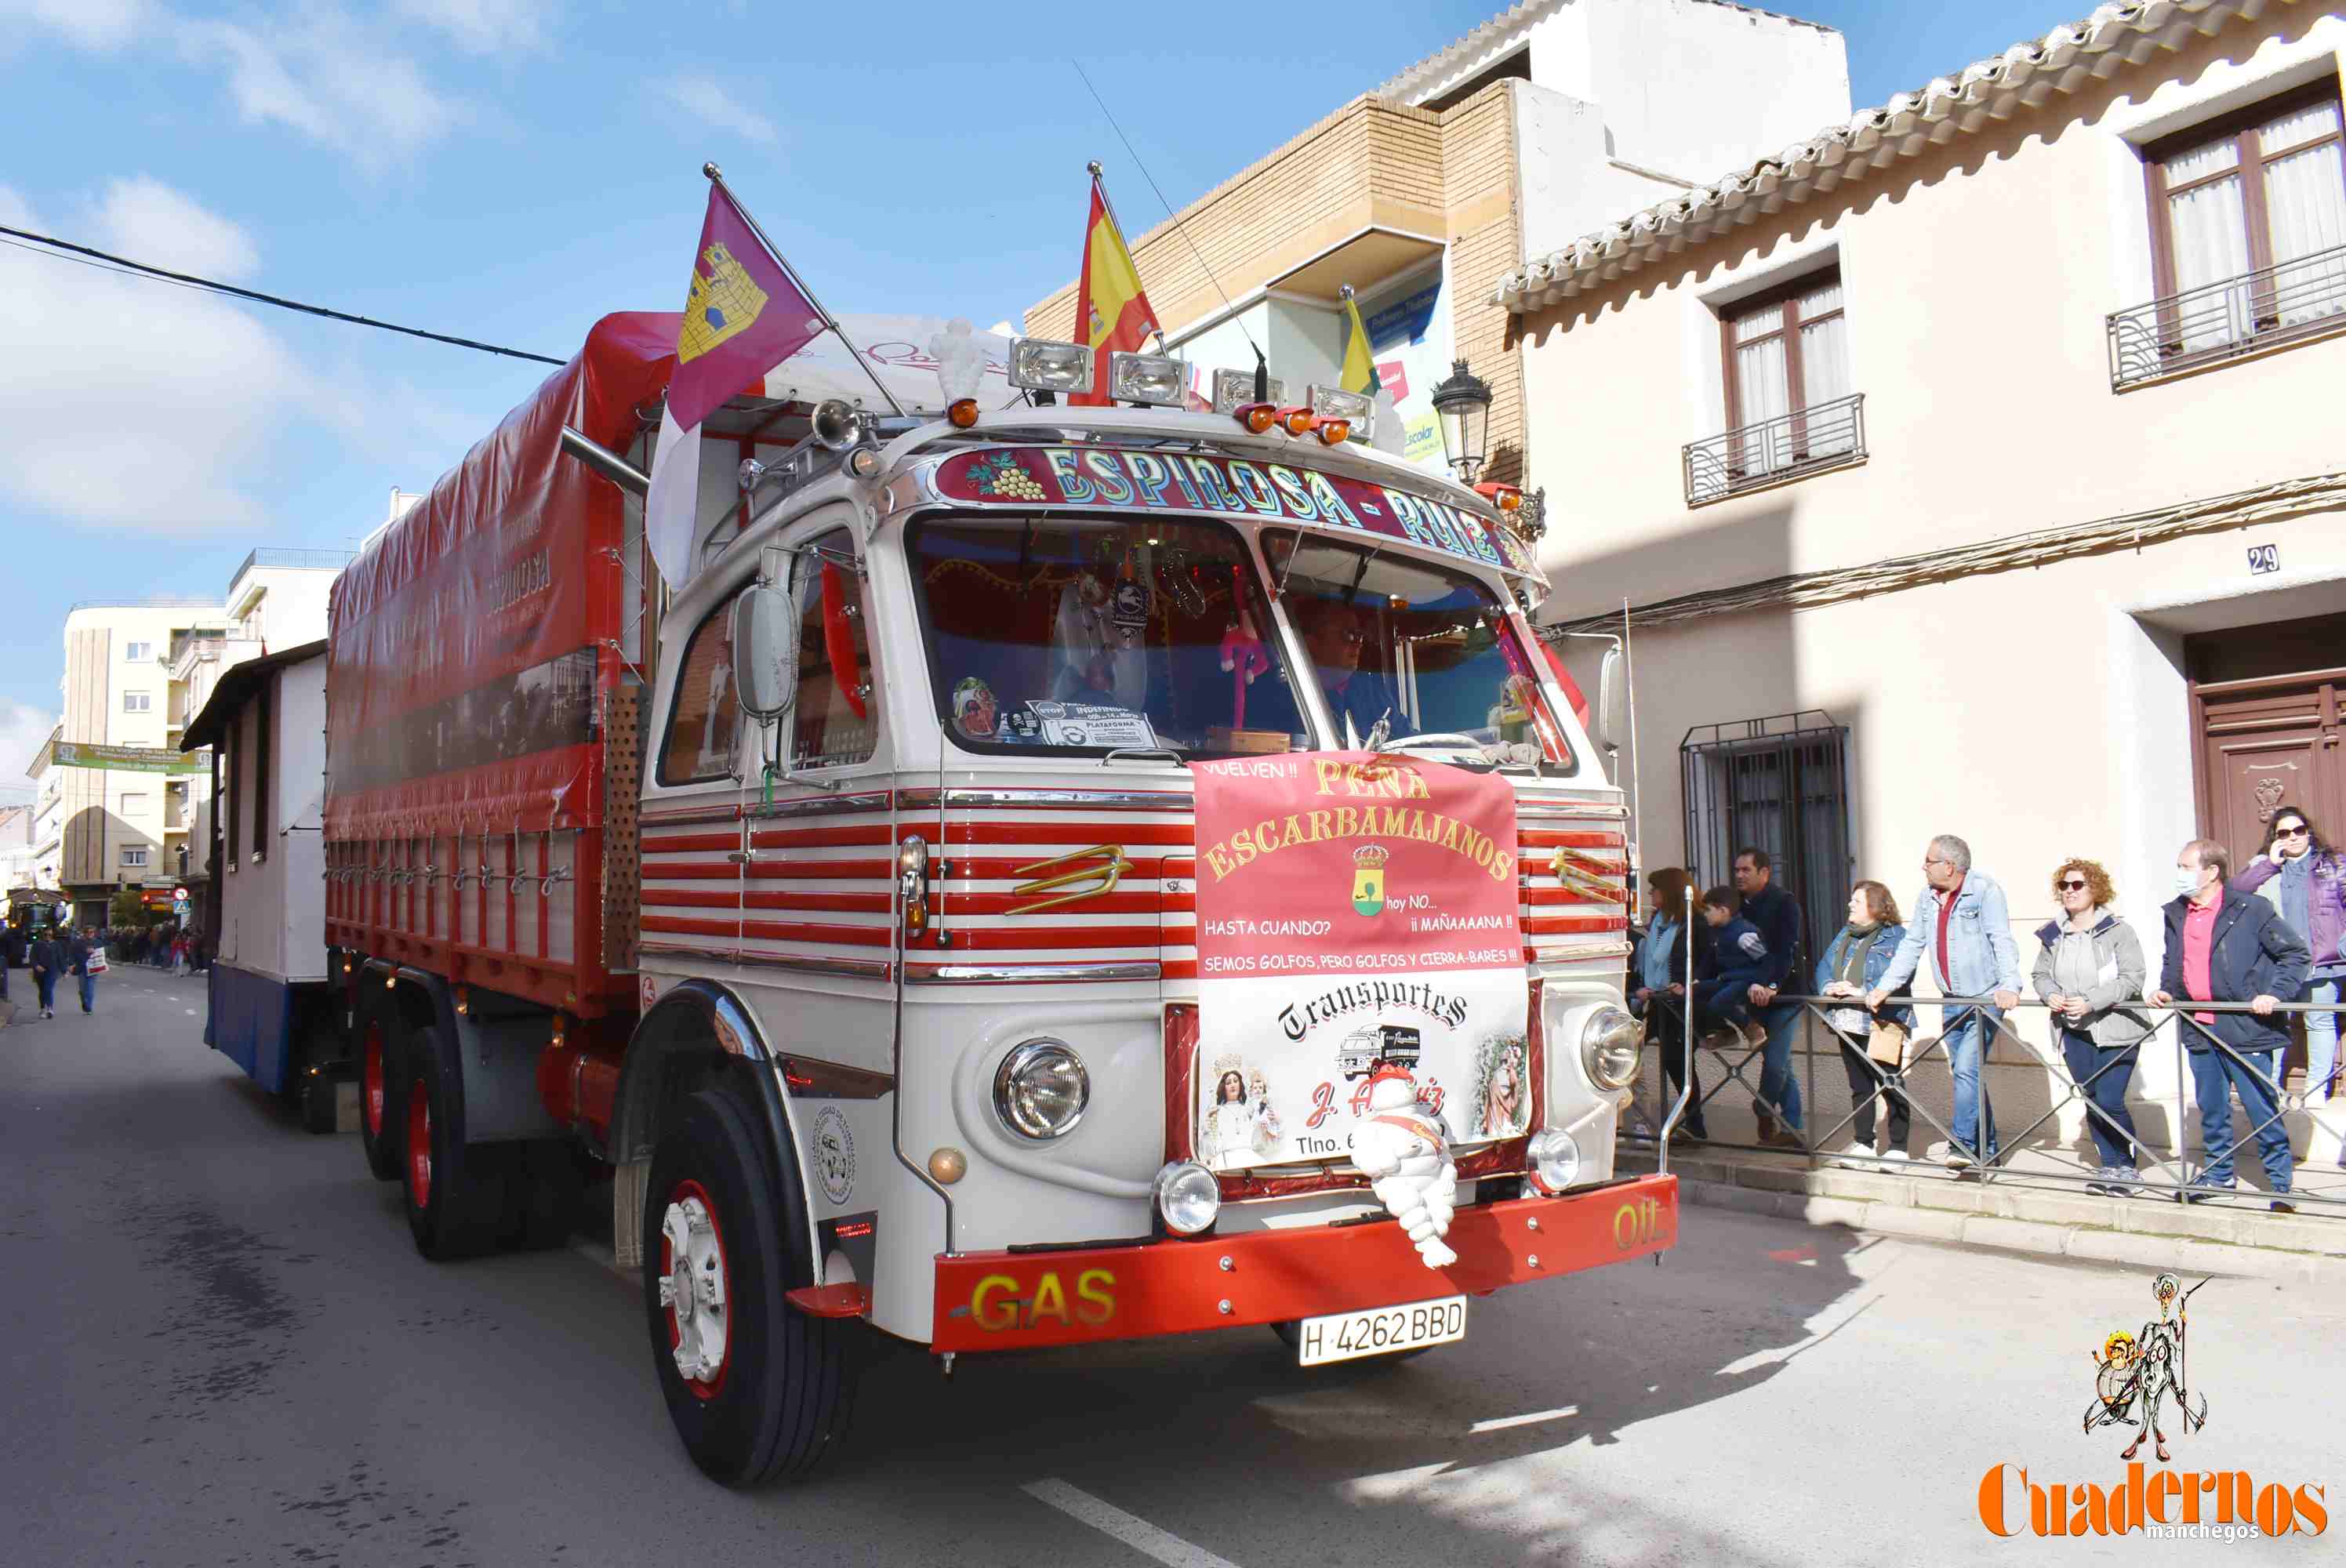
[3,964,2339,1566]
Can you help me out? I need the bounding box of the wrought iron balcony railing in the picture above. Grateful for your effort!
[2108,239,2346,389]
[1682,392,1865,506]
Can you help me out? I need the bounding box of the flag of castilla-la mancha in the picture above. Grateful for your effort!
[644,184,827,587]
[1071,172,1160,408]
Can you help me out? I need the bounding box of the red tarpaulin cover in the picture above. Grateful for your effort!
[325,312,682,841]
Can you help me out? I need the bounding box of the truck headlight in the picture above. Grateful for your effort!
[1527,1129,1581,1193]
[1154,1161,1219,1235]
[993,1039,1089,1140]
[1581,1005,1643,1091]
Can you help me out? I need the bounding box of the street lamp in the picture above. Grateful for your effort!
[1431,358,1493,485]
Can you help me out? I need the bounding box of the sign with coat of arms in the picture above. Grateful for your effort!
[1189,753,1530,1171]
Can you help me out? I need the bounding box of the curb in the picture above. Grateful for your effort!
[1630,1153,2346,1289]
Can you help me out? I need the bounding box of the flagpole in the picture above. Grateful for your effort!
[701,162,907,418]
[1088,160,1166,352]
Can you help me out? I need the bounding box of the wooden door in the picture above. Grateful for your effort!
[2194,672,2344,857]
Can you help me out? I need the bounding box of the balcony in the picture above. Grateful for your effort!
[1683,393,1866,507]
[2108,241,2346,390]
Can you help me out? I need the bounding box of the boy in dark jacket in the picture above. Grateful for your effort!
[1694,887,1771,1049]
[29,932,63,1018]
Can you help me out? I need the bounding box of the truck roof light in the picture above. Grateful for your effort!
[1473,481,1523,512]
[1211,368,1284,414]
[1275,405,1318,437]
[946,397,980,429]
[1233,402,1277,435]
[1109,350,1186,408]
[1316,418,1351,446]
[1008,336,1093,395]
[1305,384,1375,442]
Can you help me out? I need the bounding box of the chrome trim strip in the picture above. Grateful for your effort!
[1516,804,1629,820]
[639,942,893,982]
[743,789,895,822]
[902,960,1161,985]
[897,786,1193,812]
[1528,938,1634,962]
[639,804,743,827]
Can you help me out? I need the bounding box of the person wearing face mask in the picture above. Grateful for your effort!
[2031,858,2152,1196]
[2149,839,2310,1210]
[2232,805,2346,1105]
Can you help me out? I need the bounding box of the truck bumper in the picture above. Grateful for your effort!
[928,1173,1676,1354]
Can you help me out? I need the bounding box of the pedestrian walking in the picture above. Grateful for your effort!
[68,927,101,1014]
[2149,839,2311,1210]
[1730,847,1807,1150]
[1816,880,1919,1167]
[2032,858,2153,1196]
[1632,868,1709,1142]
[2233,804,2346,1104]
[1868,834,2023,1174]
[29,930,61,1018]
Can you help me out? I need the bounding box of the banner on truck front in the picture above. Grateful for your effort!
[1189,753,1529,1171]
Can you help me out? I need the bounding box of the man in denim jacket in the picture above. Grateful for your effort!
[1868,834,2022,1171]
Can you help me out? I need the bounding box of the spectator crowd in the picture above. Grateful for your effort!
[1629,804,2345,1212]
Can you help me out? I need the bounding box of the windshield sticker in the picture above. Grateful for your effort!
[933,447,1529,576]
[1189,753,1530,1175]
[1018,701,1157,749]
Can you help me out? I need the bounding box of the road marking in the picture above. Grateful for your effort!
[1022,1479,1244,1568]
[1468,1405,1579,1434]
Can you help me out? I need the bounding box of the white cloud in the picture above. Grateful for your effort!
[394,0,553,54]
[658,74,778,147]
[0,181,304,532]
[92,176,260,279]
[0,0,157,52]
[0,699,60,787]
[182,13,462,171]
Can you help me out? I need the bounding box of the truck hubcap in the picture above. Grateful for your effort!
[405,1082,432,1207]
[658,1183,730,1396]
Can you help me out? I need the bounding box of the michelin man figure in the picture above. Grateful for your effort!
[1351,1061,1458,1269]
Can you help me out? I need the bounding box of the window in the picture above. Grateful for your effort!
[2147,83,2346,353]
[123,691,153,713]
[1680,712,1851,977]
[125,641,152,662]
[122,846,149,868]
[1720,270,1855,477]
[659,587,746,785]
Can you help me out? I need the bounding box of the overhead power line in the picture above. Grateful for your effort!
[0,221,566,366]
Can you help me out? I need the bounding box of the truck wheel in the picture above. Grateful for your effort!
[499,1139,585,1250]
[300,1068,340,1135]
[400,1022,508,1261]
[357,1008,402,1180]
[643,1081,856,1485]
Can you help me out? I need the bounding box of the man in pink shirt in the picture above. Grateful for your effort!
[2150,839,2309,1210]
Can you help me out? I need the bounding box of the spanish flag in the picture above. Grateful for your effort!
[1338,283,1382,397]
[1072,168,1160,406]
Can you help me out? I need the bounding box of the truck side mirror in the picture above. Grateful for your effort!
[1594,646,1627,756]
[732,584,801,724]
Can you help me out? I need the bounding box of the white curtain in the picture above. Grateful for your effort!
[2165,137,2253,351]
[1796,281,1853,456]
[2261,102,2346,326]
[1730,304,1790,473]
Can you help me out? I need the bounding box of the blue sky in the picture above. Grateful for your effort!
[0,0,2093,793]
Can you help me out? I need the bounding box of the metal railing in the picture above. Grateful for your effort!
[1639,984,2345,1215]
[228,546,355,583]
[2107,239,2346,389]
[1683,392,1865,506]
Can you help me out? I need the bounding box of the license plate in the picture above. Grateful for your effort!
[1295,1296,1466,1366]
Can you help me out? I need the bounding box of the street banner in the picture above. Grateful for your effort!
[54,741,209,775]
[1189,753,1529,1171]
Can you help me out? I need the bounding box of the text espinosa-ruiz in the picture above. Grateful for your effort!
[1201,761,1518,885]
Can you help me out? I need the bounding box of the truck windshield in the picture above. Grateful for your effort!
[1264,528,1570,763]
[908,514,1307,756]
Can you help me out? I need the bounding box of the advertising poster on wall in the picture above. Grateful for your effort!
[1189,753,1529,1171]
[1359,270,1454,473]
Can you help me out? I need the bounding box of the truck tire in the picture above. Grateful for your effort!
[357,1007,403,1180]
[643,1080,856,1486]
[499,1139,585,1250]
[300,1068,340,1135]
[400,1022,509,1261]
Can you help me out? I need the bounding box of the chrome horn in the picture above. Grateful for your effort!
[810,398,861,452]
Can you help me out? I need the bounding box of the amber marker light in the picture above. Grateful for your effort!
[947,397,980,429]
[1276,405,1318,437]
[1474,481,1523,512]
[1233,401,1277,434]
[1316,418,1351,445]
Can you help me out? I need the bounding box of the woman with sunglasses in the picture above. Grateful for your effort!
[2031,858,2152,1195]
[2235,805,2346,1105]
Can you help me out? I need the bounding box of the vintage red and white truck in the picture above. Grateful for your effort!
[314,311,1676,1484]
